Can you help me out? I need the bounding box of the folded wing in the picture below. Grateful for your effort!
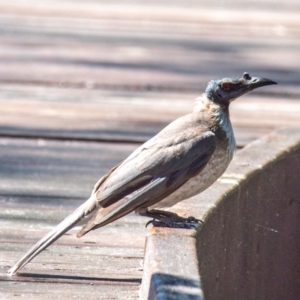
[78,115,216,236]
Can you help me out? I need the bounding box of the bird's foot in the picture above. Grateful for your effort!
[143,210,202,229]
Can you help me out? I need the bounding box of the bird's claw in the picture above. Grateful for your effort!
[145,219,155,228]
[145,214,202,229]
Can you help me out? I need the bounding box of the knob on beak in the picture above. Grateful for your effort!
[242,72,277,91]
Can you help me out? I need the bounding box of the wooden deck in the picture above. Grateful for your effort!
[1,0,300,299]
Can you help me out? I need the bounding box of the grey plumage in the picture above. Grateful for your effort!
[8,72,276,276]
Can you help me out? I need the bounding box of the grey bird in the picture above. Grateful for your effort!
[8,72,276,276]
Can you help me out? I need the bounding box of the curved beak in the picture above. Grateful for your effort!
[246,76,277,90]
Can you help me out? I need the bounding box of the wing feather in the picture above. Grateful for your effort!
[97,119,216,207]
[78,136,215,237]
[96,114,216,207]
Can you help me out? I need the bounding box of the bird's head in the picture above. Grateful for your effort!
[205,72,277,106]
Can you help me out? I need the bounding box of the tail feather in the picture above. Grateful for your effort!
[7,196,96,276]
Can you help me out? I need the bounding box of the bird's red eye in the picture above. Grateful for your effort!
[221,83,232,91]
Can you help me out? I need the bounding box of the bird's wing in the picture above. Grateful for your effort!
[93,114,216,208]
[78,116,217,236]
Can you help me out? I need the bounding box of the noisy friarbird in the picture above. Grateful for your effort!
[8,72,276,276]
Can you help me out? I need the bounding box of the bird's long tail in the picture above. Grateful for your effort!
[7,196,97,276]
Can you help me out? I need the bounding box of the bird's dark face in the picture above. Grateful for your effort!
[205,72,277,106]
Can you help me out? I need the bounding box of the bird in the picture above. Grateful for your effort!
[8,72,277,276]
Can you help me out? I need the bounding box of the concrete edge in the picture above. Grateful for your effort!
[140,128,300,299]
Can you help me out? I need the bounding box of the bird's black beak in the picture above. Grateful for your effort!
[242,72,277,92]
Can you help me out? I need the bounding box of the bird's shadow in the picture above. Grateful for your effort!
[3,272,141,285]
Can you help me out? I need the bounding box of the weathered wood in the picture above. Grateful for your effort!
[1,85,300,146]
[0,138,145,298]
[0,1,299,91]
[0,137,139,196]
[1,0,299,147]
[0,0,299,298]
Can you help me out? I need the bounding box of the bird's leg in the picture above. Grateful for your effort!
[137,209,202,229]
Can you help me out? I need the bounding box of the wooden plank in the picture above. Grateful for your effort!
[1,85,300,146]
[0,0,299,147]
[0,282,139,300]
[0,0,299,91]
[0,137,138,197]
[0,85,192,143]
[0,137,145,298]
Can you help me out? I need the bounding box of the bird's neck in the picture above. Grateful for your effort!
[194,94,229,117]
[194,94,236,158]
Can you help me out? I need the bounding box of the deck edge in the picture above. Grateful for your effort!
[141,127,300,299]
